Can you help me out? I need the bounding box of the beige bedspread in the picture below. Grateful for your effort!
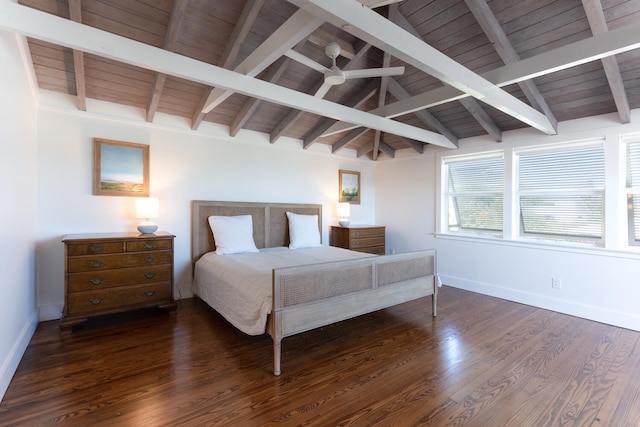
[194,246,375,335]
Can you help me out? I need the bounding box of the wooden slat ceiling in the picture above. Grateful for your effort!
[7,0,640,159]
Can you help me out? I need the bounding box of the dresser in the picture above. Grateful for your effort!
[60,232,177,334]
[329,225,386,255]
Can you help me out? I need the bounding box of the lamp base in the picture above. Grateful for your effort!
[137,220,158,234]
[338,219,350,227]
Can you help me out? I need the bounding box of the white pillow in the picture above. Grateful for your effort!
[208,215,259,255]
[286,212,321,249]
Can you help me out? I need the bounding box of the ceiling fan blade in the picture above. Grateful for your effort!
[314,81,333,98]
[284,49,330,74]
[343,66,405,80]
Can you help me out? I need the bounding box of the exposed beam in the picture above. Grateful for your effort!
[399,137,424,154]
[582,0,630,123]
[0,2,456,147]
[357,141,374,157]
[289,0,556,135]
[386,78,458,146]
[231,56,291,137]
[303,80,378,148]
[192,0,264,129]
[378,139,395,158]
[146,0,189,122]
[323,21,640,137]
[458,97,502,142]
[68,0,85,111]
[200,9,324,115]
[465,0,557,133]
[332,127,369,153]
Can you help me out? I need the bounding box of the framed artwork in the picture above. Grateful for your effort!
[93,138,149,196]
[339,169,361,204]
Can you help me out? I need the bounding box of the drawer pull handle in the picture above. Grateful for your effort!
[355,231,361,237]
[144,291,156,297]
[143,243,157,249]
[355,241,361,246]
[89,245,104,254]
[89,261,104,268]
[144,256,156,263]
[89,278,104,285]
[144,272,156,279]
[89,298,103,305]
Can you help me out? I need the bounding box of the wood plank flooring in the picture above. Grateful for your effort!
[1,286,639,426]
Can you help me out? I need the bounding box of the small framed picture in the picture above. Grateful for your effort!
[339,169,360,204]
[93,138,149,197]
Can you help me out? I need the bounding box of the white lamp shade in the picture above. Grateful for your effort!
[337,202,350,217]
[136,197,159,219]
[337,202,350,226]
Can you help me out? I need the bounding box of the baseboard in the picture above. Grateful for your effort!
[440,274,640,332]
[38,304,62,322]
[0,309,38,403]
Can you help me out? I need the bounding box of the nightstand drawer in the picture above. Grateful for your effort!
[350,228,385,239]
[66,282,171,315]
[67,265,172,292]
[350,236,385,248]
[67,251,173,273]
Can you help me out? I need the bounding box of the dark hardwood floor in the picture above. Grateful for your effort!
[1,286,639,426]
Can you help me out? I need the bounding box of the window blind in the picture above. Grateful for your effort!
[626,141,640,244]
[517,142,605,243]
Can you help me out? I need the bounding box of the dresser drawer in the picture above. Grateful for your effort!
[67,241,123,256]
[67,265,172,292]
[66,282,171,315]
[355,246,385,255]
[67,251,173,273]
[125,238,173,252]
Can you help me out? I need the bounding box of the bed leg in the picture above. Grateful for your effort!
[432,293,437,317]
[273,338,282,376]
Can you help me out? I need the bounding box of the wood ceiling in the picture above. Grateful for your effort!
[4,0,640,159]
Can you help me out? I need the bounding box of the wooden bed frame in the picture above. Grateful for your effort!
[192,200,438,375]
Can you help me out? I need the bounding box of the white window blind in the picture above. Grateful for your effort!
[444,152,504,236]
[626,140,640,245]
[517,142,605,244]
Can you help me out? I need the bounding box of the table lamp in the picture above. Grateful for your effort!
[337,202,350,227]
[136,197,159,234]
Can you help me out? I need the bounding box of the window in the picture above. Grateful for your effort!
[443,152,504,236]
[516,141,605,245]
[626,140,640,246]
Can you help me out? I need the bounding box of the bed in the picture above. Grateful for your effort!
[192,200,438,375]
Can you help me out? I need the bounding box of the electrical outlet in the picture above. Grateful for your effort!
[552,277,562,289]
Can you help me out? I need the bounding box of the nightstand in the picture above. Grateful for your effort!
[60,232,177,334]
[330,225,385,255]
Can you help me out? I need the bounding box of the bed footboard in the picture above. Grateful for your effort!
[268,250,437,375]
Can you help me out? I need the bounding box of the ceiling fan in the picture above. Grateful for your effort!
[285,42,405,89]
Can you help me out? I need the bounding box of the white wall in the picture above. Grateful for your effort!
[375,112,640,331]
[0,31,38,401]
[35,96,377,319]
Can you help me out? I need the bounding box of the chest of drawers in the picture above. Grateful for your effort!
[329,225,386,255]
[60,232,176,334]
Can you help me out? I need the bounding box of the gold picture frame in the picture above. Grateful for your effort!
[339,169,360,204]
[93,138,149,197]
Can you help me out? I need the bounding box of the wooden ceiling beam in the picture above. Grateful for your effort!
[302,79,378,148]
[146,0,189,123]
[458,97,502,142]
[322,21,640,137]
[378,139,395,158]
[386,78,458,147]
[192,0,264,129]
[465,0,557,134]
[582,0,630,123]
[68,0,85,111]
[331,127,369,153]
[199,9,324,115]
[289,0,556,135]
[231,56,291,137]
[0,2,455,147]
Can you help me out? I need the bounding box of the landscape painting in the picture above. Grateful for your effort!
[339,169,361,204]
[93,138,149,196]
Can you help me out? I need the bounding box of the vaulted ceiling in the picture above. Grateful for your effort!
[3,0,640,159]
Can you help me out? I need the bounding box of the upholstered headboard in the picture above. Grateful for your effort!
[192,200,322,264]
